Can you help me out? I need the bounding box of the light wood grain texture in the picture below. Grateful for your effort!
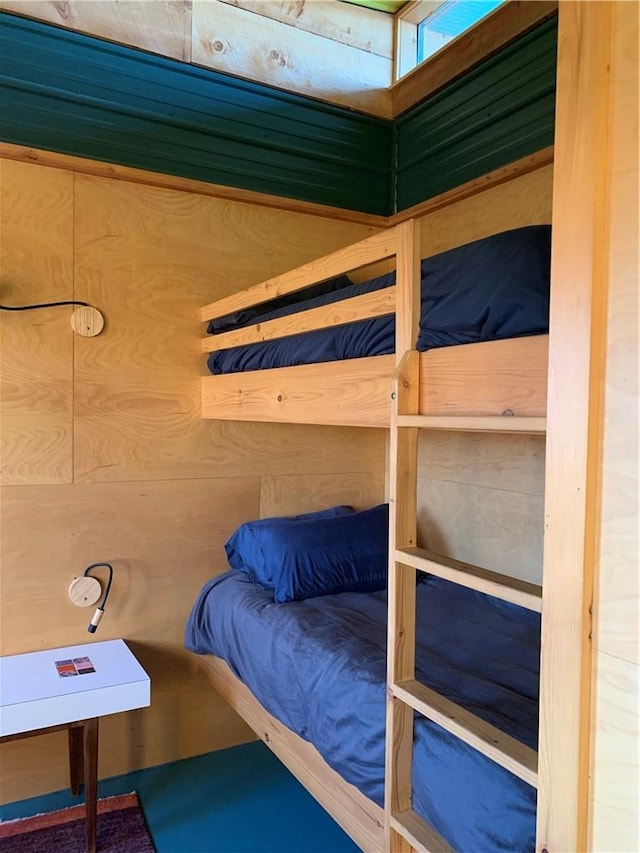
[392,678,538,786]
[394,219,421,362]
[397,415,545,433]
[192,0,392,117]
[70,306,105,338]
[0,156,386,804]
[417,431,545,495]
[537,4,615,851]
[419,336,548,417]
[202,356,396,428]
[0,160,74,485]
[0,477,260,801]
[417,164,553,256]
[416,476,544,585]
[203,287,396,352]
[391,0,558,115]
[590,653,639,853]
[260,473,386,517]
[0,142,386,228]
[200,655,385,853]
[588,3,639,849]
[0,1,192,61]
[391,809,453,853]
[219,0,393,58]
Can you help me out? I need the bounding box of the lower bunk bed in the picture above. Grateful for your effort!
[185,516,540,853]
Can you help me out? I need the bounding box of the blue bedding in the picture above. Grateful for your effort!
[206,225,551,376]
[185,572,540,852]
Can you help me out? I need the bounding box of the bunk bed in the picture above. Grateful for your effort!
[191,215,550,852]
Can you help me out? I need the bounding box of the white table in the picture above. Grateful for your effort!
[0,639,150,853]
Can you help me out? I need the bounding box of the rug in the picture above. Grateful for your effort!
[0,792,155,853]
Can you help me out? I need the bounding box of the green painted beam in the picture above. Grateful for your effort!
[340,0,409,14]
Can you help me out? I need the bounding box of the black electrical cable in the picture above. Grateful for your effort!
[83,562,114,633]
[0,300,90,311]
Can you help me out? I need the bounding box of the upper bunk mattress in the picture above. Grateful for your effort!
[185,571,540,852]
[206,225,551,376]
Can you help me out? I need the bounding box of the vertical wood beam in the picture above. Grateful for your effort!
[537,3,614,850]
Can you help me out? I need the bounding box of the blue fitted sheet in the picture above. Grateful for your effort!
[185,571,540,852]
[206,225,551,376]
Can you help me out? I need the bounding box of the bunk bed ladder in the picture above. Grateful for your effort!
[385,210,548,853]
[385,348,544,852]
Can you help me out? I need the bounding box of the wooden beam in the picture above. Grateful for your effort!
[537,3,616,851]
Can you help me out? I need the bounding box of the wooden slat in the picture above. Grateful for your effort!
[391,809,454,853]
[391,1,558,116]
[418,336,548,417]
[394,221,421,361]
[390,809,454,853]
[201,355,395,428]
[200,656,385,853]
[396,415,546,433]
[392,679,539,788]
[396,547,542,612]
[202,287,396,352]
[200,228,397,322]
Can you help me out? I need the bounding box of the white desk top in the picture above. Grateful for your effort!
[0,639,150,736]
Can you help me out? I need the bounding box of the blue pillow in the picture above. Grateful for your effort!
[225,505,354,587]
[262,504,389,603]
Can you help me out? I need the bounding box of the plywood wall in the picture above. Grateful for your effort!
[415,165,553,584]
[0,0,393,117]
[0,157,386,803]
[589,2,639,849]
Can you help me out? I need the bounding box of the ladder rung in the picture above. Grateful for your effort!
[391,679,538,788]
[395,415,546,433]
[391,808,454,853]
[395,547,542,612]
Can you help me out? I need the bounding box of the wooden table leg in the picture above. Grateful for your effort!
[83,718,99,853]
[69,724,84,796]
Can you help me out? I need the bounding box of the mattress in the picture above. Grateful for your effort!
[206,225,551,376]
[185,571,540,852]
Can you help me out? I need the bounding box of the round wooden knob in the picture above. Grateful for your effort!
[68,576,102,607]
[71,306,105,337]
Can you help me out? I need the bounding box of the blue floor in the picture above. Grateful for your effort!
[0,741,361,853]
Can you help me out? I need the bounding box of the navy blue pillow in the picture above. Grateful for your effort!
[207,275,353,335]
[225,505,354,587]
[260,503,389,603]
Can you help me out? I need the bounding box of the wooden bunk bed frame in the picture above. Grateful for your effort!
[194,6,617,848]
[198,213,548,851]
[200,222,548,428]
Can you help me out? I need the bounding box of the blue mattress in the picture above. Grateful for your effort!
[206,225,551,376]
[185,571,540,852]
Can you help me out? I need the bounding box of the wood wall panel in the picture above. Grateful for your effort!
[260,472,386,517]
[589,3,639,849]
[0,155,386,804]
[0,0,192,60]
[0,160,74,485]
[418,163,553,257]
[191,0,392,117]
